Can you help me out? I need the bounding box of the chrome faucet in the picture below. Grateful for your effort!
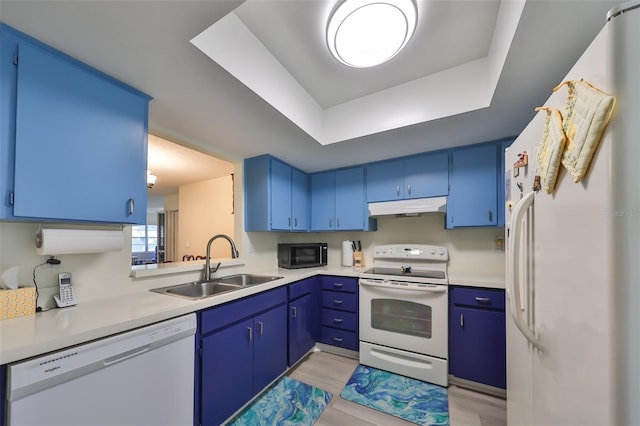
[204,234,239,281]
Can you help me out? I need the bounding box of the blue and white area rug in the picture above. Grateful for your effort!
[227,376,332,426]
[340,365,449,426]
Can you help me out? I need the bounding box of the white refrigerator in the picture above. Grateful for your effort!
[505,1,640,425]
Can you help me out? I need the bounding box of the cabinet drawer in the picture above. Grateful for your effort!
[322,291,357,311]
[320,276,358,293]
[321,327,358,350]
[450,286,505,310]
[322,309,357,331]
[288,277,317,300]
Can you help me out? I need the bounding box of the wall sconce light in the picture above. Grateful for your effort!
[147,170,157,189]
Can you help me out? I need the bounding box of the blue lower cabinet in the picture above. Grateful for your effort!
[449,286,506,389]
[321,327,358,350]
[320,276,359,351]
[198,288,287,426]
[288,277,321,366]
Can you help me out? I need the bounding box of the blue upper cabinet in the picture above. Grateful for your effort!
[311,166,374,231]
[0,24,151,224]
[366,151,449,202]
[447,140,513,228]
[244,155,309,232]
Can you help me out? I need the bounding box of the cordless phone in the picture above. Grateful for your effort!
[54,272,77,307]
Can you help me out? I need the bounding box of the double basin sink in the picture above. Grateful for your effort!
[151,274,283,300]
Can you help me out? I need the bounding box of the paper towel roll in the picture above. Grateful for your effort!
[36,229,125,255]
[342,240,353,267]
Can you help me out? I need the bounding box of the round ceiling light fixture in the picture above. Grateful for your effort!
[326,0,417,68]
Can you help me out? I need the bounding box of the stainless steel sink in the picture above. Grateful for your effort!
[217,273,283,286]
[150,274,283,300]
[151,281,241,300]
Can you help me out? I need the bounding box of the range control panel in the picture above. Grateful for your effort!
[372,244,449,261]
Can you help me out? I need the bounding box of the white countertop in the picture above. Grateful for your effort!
[0,265,502,365]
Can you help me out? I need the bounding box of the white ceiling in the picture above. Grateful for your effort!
[1,0,620,176]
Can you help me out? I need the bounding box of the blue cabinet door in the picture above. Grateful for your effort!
[201,318,254,426]
[447,143,499,228]
[291,167,309,231]
[449,286,506,389]
[365,159,404,201]
[244,155,310,232]
[253,304,288,393]
[271,158,293,230]
[310,171,335,231]
[450,306,506,389]
[404,152,449,199]
[1,25,150,223]
[335,167,365,230]
[288,293,315,366]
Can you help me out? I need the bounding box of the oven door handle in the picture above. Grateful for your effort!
[359,279,447,293]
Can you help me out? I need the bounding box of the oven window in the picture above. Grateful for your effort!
[371,299,432,338]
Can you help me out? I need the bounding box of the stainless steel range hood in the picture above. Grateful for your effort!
[368,197,447,217]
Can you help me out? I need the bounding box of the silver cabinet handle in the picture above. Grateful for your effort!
[337,219,340,228]
[288,217,291,227]
[475,297,491,304]
[294,218,298,227]
[247,327,253,341]
[488,210,493,222]
[396,185,400,196]
[258,321,264,335]
[291,307,297,318]
[407,184,411,194]
[333,299,343,305]
[460,313,464,327]
[333,337,343,343]
[333,283,343,288]
[128,198,135,216]
[329,219,333,228]
[333,318,344,324]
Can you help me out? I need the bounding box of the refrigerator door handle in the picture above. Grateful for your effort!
[508,191,543,353]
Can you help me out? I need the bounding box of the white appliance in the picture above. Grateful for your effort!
[368,196,447,217]
[359,244,449,386]
[505,2,640,424]
[6,314,197,426]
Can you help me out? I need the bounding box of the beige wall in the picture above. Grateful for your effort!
[178,175,234,260]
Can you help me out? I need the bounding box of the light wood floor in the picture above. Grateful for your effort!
[287,350,506,426]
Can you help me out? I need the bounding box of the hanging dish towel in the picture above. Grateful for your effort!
[535,107,567,194]
[554,80,615,183]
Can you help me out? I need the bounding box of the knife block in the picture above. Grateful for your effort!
[353,251,365,268]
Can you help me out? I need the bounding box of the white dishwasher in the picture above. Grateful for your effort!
[6,313,196,426]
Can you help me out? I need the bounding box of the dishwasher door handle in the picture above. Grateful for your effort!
[104,345,151,366]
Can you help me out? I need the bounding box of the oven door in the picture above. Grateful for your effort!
[359,278,448,359]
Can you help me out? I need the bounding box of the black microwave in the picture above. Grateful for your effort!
[278,243,328,269]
